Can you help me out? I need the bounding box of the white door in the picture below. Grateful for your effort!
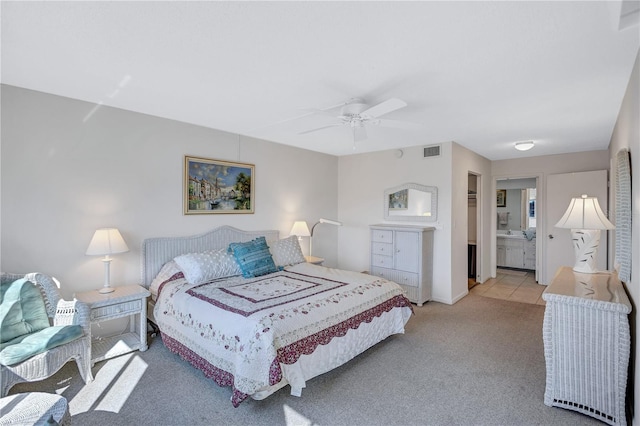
[544,170,609,284]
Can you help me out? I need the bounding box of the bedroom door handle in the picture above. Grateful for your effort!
[548,234,554,239]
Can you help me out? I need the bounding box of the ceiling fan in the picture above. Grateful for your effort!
[299,98,419,142]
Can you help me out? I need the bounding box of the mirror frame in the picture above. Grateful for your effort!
[384,183,438,222]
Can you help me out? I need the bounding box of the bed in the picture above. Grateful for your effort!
[141,226,413,406]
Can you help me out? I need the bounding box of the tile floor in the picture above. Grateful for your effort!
[470,268,546,306]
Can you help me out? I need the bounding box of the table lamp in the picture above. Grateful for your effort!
[86,228,129,293]
[290,221,311,253]
[554,194,614,273]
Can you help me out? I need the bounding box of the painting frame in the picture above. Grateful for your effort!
[388,188,409,210]
[496,190,507,207]
[184,155,255,215]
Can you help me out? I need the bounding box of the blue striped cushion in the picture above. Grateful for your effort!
[0,325,83,366]
[228,237,278,278]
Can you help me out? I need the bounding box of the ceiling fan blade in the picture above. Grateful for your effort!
[301,108,339,118]
[375,118,421,129]
[362,98,407,118]
[353,126,367,142]
[298,123,342,135]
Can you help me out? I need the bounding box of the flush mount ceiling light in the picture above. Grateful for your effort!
[514,141,535,151]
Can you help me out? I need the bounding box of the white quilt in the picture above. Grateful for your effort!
[153,262,413,406]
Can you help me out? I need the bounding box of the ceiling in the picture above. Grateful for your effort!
[1,1,639,159]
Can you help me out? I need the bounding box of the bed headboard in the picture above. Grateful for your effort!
[140,226,279,287]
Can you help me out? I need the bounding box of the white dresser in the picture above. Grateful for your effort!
[542,267,631,425]
[369,224,434,306]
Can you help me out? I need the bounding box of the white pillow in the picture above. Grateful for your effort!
[269,235,306,267]
[174,249,242,284]
[149,260,181,297]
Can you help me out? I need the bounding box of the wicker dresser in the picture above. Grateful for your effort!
[542,267,631,425]
[369,224,434,306]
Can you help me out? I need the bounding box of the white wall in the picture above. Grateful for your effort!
[0,85,339,298]
[336,142,491,305]
[338,143,457,303]
[608,48,639,426]
[451,142,492,302]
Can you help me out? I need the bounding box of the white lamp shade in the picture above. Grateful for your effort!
[290,221,311,237]
[86,228,129,255]
[555,195,614,230]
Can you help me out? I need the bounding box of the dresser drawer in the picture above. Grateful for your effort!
[371,241,393,256]
[90,299,143,322]
[371,229,393,243]
[371,267,418,288]
[394,271,419,288]
[371,254,393,268]
[370,266,393,280]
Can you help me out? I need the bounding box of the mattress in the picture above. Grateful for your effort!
[152,262,413,406]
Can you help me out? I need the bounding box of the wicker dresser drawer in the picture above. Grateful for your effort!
[371,241,393,256]
[371,229,393,243]
[371,254,393,268]
[370,267,418,288]
[393,271,419,288]
[370,266,392,280]
[90,299,142,322]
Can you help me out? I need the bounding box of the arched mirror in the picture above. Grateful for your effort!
[384,183,437,222]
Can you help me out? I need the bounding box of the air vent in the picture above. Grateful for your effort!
[423,145,441,158]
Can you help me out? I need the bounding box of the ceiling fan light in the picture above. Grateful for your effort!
[515,141,535,151]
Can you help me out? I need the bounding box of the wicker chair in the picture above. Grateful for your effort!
[0,272,93,397]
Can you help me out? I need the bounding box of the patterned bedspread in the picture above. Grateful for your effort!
[154,262,412,406]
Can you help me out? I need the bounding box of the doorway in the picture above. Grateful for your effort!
[468,173,479,289]
[496,177,538,281]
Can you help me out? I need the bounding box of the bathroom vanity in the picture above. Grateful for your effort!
[496,234,535,270]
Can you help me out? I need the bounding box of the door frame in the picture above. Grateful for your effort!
[492,173,543,282]
[468,171,482,283]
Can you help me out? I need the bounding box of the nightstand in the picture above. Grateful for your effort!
[75,284,151,364]
[305,255,324,265]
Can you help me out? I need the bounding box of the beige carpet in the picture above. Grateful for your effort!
[9,293,601,425]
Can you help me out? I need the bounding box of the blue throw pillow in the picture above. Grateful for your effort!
[228,237,278,278]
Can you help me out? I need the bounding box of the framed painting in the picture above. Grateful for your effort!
[496,190,506,207]
[184,156,255,214]
[388,188,409,210]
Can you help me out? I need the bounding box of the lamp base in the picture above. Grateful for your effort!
[571,229,601,274]
[99,286,115,294]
